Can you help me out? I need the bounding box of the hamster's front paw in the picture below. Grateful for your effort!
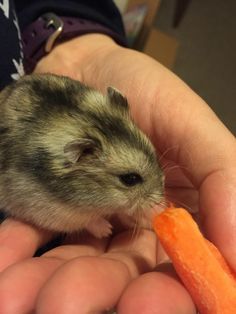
[85,218,113,238]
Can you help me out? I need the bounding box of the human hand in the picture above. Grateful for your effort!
[35,34,236,312]
[0,33,235,313]
[35,33,236,261]
[0,213,194,314]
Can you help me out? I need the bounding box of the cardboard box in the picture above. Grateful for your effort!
[143,28,179,69]
[116,0,179,69]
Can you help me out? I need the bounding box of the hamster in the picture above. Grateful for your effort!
[0,74,164,237]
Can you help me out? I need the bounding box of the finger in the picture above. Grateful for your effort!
[138,62,236,268]
[36,256,131,314]
[105,229,157,277]
[43,232,108,260]
[36,230,157,313]
[0,235,106,314]
[0,257,63,314]
[0,219,51,272]
[143,67,236,268]
[199,169,236,266]
[117,269,197,314]
[156,240,170,265]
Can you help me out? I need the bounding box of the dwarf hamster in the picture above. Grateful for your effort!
[0,74,164,237]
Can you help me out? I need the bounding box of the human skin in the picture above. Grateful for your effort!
[0,34,235,313]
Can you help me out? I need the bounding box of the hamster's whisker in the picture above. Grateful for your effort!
[162,165,182,175]
[161,161,189,175]
[145,194,165,208]
[132,209,141,241]
[159,198,168,208]
[131,207,143,243]
[164,193,196,213]
[157,145,180,164]
[161,161,176,171]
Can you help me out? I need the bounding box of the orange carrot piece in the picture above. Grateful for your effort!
[153,207,236,314]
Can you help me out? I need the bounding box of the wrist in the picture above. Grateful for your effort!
[34,33,121,81]
[22,13,127,74]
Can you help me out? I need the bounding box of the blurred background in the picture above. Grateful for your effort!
[115,0,236,135]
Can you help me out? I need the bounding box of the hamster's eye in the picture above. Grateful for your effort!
[82,147,94,156]
[119,173,143,187]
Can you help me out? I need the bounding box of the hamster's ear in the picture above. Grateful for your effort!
[107,87,129,113]
[64,138,99,163]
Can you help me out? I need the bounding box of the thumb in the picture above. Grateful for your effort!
[141,69,236,270]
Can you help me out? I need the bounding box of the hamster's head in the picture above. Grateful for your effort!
[50,82,165,222]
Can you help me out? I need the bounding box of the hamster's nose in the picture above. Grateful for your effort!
[119,173,143,187]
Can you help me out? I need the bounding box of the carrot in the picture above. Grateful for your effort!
[153,207,236,314]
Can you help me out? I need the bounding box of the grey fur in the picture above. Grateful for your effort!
[0,74,164,234]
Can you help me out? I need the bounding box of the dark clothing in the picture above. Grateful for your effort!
[0,0,125,90]
[0,0,24,90]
